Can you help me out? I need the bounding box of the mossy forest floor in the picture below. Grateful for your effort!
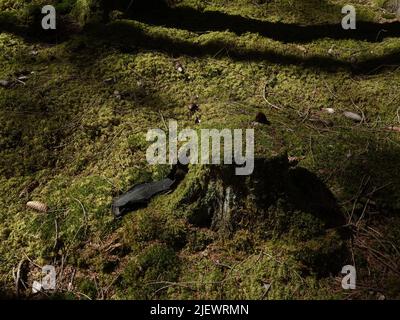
[1,0,400,299]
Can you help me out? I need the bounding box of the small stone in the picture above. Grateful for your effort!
[0,80,10,88]
[255,112,270,125]
[175,61,184,73]
[322,107,335,114]
[343,111,362,122]
[114,90,122,100]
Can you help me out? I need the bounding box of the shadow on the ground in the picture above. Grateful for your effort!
[332,133,400,216]
[2,0,400,75]
[2,14,400,76]
[118,0,400,43]
[84,21,400,75]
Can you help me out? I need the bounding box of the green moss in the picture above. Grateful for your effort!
[76,278,98,299]
[120,243,180,299]
[186,228,215,252]
[1,0,400,299]
[124,209,188,250]
[127,133,147,152]
[293,230,348,277]
[230,229,255,253]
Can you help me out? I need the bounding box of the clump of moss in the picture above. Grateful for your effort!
[293,230,349,277]
[120,243,181,299]
[76,278,98,299]
[124,209,188,250]
[70,0,99,26]
[186,227,215,252]
[229,229,255,253]
[127,133,147,152]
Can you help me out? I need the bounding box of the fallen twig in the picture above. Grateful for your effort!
[263,82,281,110]
[14,259,26,296]
[72,197,88,235]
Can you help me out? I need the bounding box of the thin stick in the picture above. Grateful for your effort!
[15,259,26,296]
[53,218,59,250]
[68,268,76,291]
[72,197,88,235]
[159,111,168,131]
[263,82,281,110]
[151,282,195,297]
[397,107,400,124]
[23,253,42,269]
[356,199,369,227]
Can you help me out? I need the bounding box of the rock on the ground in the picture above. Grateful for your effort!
[0,80,10,88]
